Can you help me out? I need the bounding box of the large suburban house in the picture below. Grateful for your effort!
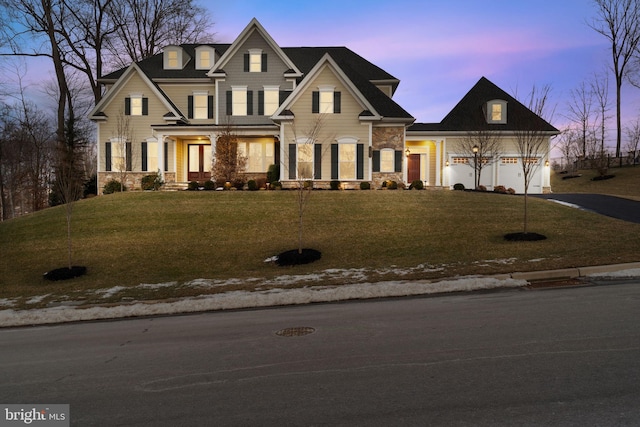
[90,18,558,194]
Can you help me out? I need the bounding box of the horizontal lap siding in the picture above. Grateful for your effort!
[159,83,214,124]
[283,66,369,180]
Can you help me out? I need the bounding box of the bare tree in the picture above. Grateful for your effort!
[460,128,503,189]
[591,72,612,173]
[565,80,594,159]
[625,117,640,164]
[105,0,215,69]
[212,119,246,187]
[556,128,581,171]
[112,111,133,191]
[512,84,554,236]
[589,0,640,158]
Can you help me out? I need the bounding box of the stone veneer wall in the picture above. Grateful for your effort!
[98,172,176,193]
[371,126,405,189]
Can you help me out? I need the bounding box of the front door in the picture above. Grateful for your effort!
[188,144,212,182]
[408,154,421,183]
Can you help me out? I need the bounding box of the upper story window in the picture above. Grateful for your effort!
[312,85,341,114]
[125,94,148,116]
[227,86,253,116]
[193,92,209,119]
[261,86,279,116]
[486,99,507,124]
[195,46,215,70]
[244,49,267,72]
[163,46,187,70]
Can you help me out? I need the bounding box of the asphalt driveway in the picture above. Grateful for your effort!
[533,193,640,224]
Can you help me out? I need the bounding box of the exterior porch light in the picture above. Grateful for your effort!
[545,160,550,167]
[405,148,411,157]
[445,160,449,167]
[472,145,479,189]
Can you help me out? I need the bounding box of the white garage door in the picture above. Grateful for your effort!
[497,157,542,194]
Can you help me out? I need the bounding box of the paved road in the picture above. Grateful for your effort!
[534,193,640,223]
[2,281,640,426]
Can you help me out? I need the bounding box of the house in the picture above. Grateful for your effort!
[90,18,558,194]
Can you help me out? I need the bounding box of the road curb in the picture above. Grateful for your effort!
[510,261,640,282]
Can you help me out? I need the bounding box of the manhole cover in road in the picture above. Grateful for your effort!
[275,327,315,337]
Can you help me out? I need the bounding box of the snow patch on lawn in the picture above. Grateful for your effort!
[587,268,640,278]
[0,276,528,327]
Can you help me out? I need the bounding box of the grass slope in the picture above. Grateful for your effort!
[551,165,640,199]
[2,187,640,308]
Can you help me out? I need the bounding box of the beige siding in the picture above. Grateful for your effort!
[281,66,370,182]
[158,83,214,124]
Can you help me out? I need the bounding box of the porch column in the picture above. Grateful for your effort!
[209,132,217,178]
[156,133,165,180]
[435,140,442,186]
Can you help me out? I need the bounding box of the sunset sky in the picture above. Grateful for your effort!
[208,0,640,140]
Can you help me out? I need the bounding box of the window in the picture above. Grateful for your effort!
[147,142,158,171]
[453,157,469,164]
[231,87,247,116]
[109,139,131,172]
[167,50,178,68]
[338,144,356,180]
[312,86,341,114]
[199,50,210,69]
[244,49,266,72]
[194,93,208,119]
[487,100,507,123]
[262,86,279,116]
[501,157,518,164]
[125,95,147,116]
[298,143,314,179]
[380,149,395,172]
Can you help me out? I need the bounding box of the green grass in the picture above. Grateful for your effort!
[551,165,640,199]
[1,188,640,309]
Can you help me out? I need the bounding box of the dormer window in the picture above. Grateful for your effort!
[487,100,507,124]
[312,85,341,114]
[163,46,189,70]
[195,46,215,70]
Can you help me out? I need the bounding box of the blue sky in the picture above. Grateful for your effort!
[209,0,640,135]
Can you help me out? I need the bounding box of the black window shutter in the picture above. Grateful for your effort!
[394,150,403,173]
[261,53,267,72]
[244,53,249,72]
[141,142,148,171]
[124,98,131,115]
[187,96,194,119]
[331,144,339,180]
[208,95,214,119]
[312,91,319,113]
[126,142,132,171]
[334,91,341,114]
[142,98,148,115]
[280,90,291,104]
[288,144,296,179]
[226,91,232,115]
[357,144,364,179]
[247,91,253,115]
[372,150,380,172]
[105,142,112,171]
[314,144,322,180]
[164,142,169,172]
[258,90,264,116]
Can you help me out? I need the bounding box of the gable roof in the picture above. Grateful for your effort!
[89,63,185,120]
[409,77,558,133]
[208,18,302,78]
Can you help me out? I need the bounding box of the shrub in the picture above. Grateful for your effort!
[83,174,98,197]
[507,188,516,194]
[494,185,507,194]
[267,164,279,183]
[203,180,216,191]
[330,180,341,190]
[247,179,259,191]
[477,185,487,192]
[103,179,126,194]
[409,180,424,190]
[360,181,371,190]
[386,180,398,190]
[187,181,200,191]
[271,181,282,190]
[141,172,164,191]
[453,183,465,191]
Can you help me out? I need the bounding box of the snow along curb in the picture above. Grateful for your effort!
[0,276,527,327]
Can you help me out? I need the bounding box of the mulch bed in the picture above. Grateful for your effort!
[504,232,547,242]
[275,249,322,266]
[43,266,87,281]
